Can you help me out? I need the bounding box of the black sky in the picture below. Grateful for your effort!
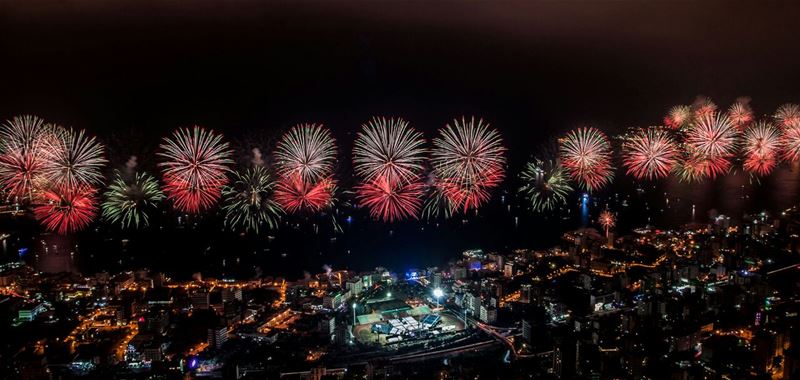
[2,1,800,167]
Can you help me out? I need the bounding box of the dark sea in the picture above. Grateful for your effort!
[3,161,800,281]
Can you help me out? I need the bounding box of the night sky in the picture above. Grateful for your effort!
[3,1,800,169]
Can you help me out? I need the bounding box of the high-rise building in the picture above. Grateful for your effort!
[452,266,467,280]
[504,262,514,278]
[479,305,497,324]
[191,290,210,310]
[432,272,443,289]
[208,326,228,349]
[333,323,350,345]
[346,277,363,296]
[465,292,481,316]
[222,288,243,304]
[323,292,343,310]
[521,284,532,303]
[319,315,336,340]
[138,310,169,335]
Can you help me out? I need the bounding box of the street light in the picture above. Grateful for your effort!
[352,303,357,325]
[433,288,444,310]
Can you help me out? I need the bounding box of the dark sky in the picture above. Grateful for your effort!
[2,1,800,167]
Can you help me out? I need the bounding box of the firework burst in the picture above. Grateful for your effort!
[692,96,717,119]
[274,123,337,182]
[775,104,800,128]
[559,127,614,192]
[431,116,506,211]
[353,117,426,183]
[684,112,738,179]
[598,209,615,238]
[34,186,98,234]
[158,126,233,213]
[421,174,455,220]
[742,122,780,176]
[664,105,692,129]
[0,115,51,199]
[41,126,107,189]
[622,128,678,180]
[518,157,572,212]
[274,174,335,214]
[673,154,712,183]
[780,123,800,163]
[727,101,754,129]
[356,175,424,222]
[101,171,165,228]
[221,166,283,233]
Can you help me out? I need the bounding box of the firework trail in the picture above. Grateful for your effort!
[101,170,165,228]
[559,127,614,191]
[274,123,337,182]
[742,122,780,176]
[221,166,283,233]
[622,128,678,180]
[598,209,615,238]
[158,126,233,213]
[34,185,98,234]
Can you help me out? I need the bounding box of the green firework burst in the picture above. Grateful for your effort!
[102,170,165,228]
[221,166,283,233]
[518,158,573,212]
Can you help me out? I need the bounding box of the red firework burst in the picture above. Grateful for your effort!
[158,126,233,213]
[0,145,46,199]
[742,122,780,176]
[775,104,800,128]
[34,186,98,234]
[0,116,52,199]
[559,127,614,191]
[430,117,506,212]
[673,153,731,182]
[684,113,738,179]
[274,174,335,213]
[780,123,800,163]
[692,96,717,119]
[727,101,754,129]
[622,128,678,180]
[664,105,691,130]
[356,175,424,222]
[436,166,504,212]
[161,175,226,214]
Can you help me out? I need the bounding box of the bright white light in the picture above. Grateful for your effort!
[433,288,444,298]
